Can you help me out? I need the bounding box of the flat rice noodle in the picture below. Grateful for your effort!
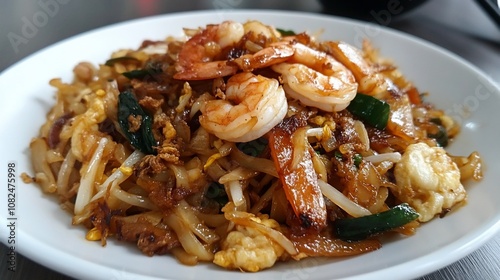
[286,231,381,257]
[268,115,327,230]
[386,94,415,141]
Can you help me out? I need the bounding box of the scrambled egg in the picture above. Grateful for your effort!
[213,215,285,272]
[393,142,466,222]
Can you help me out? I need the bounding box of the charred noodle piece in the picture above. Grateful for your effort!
[334,203,419,241]
[117,89,158,154]
[385,94,416,141]
[268,115,327,230]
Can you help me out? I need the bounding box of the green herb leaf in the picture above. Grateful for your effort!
[117,89,158,154]
[122,61,163,80]
[353,154,363,167]
[334,151,343,160]
[347,93,390,130]
[276,28,296,36]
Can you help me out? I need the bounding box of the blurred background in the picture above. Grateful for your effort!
[1,0,499,279]
[0,0,499,73]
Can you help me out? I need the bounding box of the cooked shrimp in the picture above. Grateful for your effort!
[174,21,244,80]
[232,43,294,72]
[324,41,418,138]
[199,72,287,142]
[271,42,358,112]
[243,20,281,41]
[323,41,390,97]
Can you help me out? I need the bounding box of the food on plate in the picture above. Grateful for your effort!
[27,20,483,272]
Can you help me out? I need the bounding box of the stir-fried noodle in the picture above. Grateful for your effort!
[28,20,483,271]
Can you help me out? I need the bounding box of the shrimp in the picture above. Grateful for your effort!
[232,43,294,72]
[243,20,281,41]
[324,41,417,139]
[231,21,295,72]
[199,72,288,142]
[322,41,390,97]
[271,42,358,112]
[174,21,244,80]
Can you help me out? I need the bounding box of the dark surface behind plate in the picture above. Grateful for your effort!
[1,1,500,279]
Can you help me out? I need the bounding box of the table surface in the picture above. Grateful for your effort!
[1,1,499,279]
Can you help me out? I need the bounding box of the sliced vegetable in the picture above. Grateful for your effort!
[334,203,419,241]
[205,182,225,199]
[104,56,140,66]
[205,182,228,207]
[276,28,296,36]
[347,93,390,130]
[122,61,163,79]
[117,89,158,154]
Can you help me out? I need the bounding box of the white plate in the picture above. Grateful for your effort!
[1,10,499,280]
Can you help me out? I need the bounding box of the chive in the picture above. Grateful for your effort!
[334,203,419,241]
[206,182,225,199]
[347,93,390,130]
[276,28,296,36]
[117,89,158,154]
[214,196,229,207]
[205,182,228,207]
[104,56,140,66]
[427,124,449,147]
[427,118,449,147]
